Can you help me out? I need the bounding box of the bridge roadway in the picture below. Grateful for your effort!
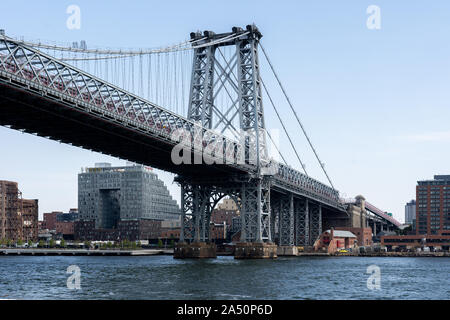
[0,35,342,212]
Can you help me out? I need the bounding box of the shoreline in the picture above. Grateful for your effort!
[0,248,174,256]
[1,248,449,257]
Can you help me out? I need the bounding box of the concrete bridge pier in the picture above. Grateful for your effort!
[277,245,298,256]
[173,242,217,259]
[234,242,278,259]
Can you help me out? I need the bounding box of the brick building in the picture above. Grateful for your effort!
[335,227,372,247]
[217,198,239,213]
[160,228,181,240]
[314,229,357,254]
[381,234,450,250]
[416,175,450,236]
[42,209,78,239]
[0,180,38,241]
[55,221,75,239]
[210,222,227,241]
[22,199,38,242]
[210,208,239,226]
[42,211,61,230]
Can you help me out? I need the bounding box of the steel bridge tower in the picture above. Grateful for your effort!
[175,25,277,258]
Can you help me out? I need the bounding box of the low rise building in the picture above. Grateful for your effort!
[42,211,61,230]
[335,227,372,247]
[381,234,450,250]
[42,209,78,239]
[160,228,181,240]
[314,229,357,254]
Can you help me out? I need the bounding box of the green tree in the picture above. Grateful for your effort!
[38,240,45,248]
[131,241,137,250]
[136,241,142,248]
[28,240,33,247]
[49,239,55,248]
[17,239,23,246]
[60,239,66,248]
[170,240,175,248]
[84,240,91,249]
[157,239,163,248]
[107,241,112,249]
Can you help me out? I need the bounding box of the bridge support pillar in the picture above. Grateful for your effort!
[295,198,310,247]
[234,242,277,259]
[309,203,322,246]
[174,242,217,259]
[279,193,295,246]
[277,245,298,256]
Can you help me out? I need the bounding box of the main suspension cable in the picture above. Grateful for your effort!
[260,43,335,189]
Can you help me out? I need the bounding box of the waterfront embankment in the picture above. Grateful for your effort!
[0,248,174,256]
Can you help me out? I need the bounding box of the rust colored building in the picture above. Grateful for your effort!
[0,181,21,240]
[160,228,181,239]
[381,234,450,250]
[210,222,227,241]
[416,175,450,236]
[0,180,38,241]
[22,199,38,241]
[335,227,372,246]
[42,211,62,230]
[314,229,357,254]
[210,208,239,226]
[55,221,75,238]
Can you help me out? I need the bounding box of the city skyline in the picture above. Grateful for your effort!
[1,1,450,223]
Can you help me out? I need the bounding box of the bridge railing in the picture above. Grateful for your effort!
[275,163,340,205]
[365,202,401,227]
[0,36,251,170]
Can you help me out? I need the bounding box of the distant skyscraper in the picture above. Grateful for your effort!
[78,164,180,228]
[405,200,416,226]
[416,175,450,235]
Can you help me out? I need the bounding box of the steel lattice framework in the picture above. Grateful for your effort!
[0,34,249,173]
[295,198,310,246]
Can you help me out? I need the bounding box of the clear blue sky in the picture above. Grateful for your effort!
[1,1,450,222]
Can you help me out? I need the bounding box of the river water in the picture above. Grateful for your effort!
[0,255,448,300]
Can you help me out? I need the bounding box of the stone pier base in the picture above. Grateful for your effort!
[277,245,298,256]
[173,242,217,259]
[234,242,278,259]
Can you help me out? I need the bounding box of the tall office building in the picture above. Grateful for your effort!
[405,199,416,226]
[78,163,180,229]
[416,175,450,235]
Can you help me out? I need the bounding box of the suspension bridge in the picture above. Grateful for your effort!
[0,25,399,258]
